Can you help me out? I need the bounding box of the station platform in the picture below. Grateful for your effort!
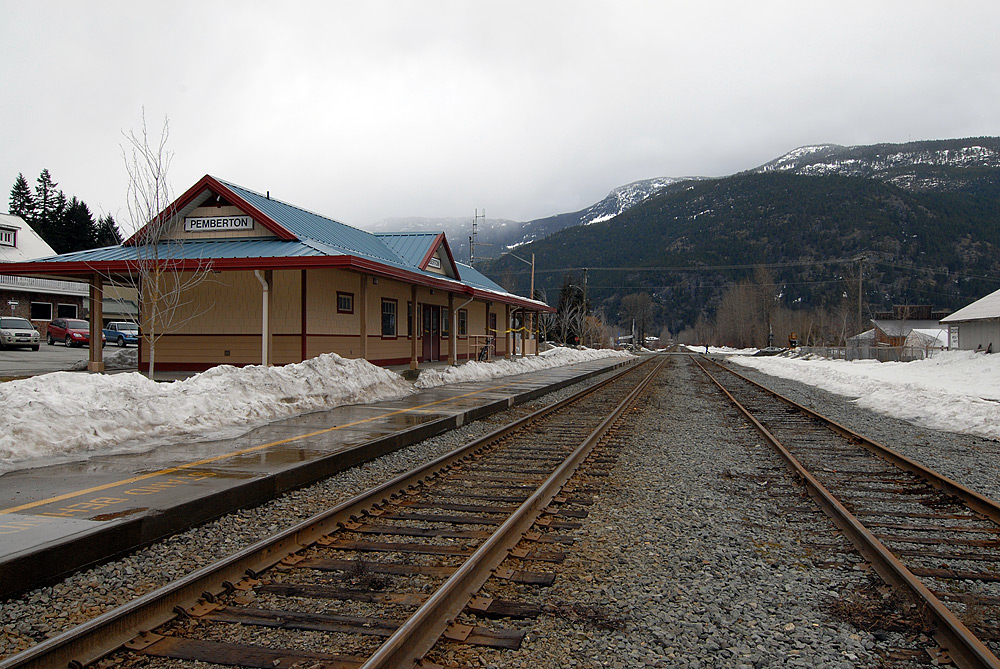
[0,355,635,599]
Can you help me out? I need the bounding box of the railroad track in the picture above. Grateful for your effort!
[693,354,1000,669]
[1,356,662,669]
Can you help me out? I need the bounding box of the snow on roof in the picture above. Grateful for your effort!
[0,213,56,262]
[904,328,947,348]
[873,319,942,337]
[940,287,1000,323]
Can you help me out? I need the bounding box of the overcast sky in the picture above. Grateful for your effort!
[3,1,999,234]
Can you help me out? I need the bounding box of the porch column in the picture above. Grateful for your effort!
[504,303,512,360]
[448,292,457,365]
[520,309,526,358]
[87,274,104,373]
[485,300,491,359]
[300,270,308,362]
[410,284,418,370]
[534,310,540,355]
[359,274,368,360]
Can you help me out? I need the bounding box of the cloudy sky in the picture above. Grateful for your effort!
[2,1,998,234]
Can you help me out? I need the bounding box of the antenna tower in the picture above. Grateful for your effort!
[470,208,487,266]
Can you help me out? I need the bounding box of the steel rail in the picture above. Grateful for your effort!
[693,355,1000,669]
[710,357,1000,526]
[0,357,644,669]
[361,355,665,668]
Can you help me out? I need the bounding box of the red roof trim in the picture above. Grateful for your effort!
[417,233,461,281]
[0,255,553,312]
[122,175,297,246]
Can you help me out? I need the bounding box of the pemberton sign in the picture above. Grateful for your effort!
[184,215,253,232]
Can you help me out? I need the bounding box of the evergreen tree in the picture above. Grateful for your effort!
[51,196,98,253]
[8,173,35,221]
[95,213,123,246]
[33,168,63,240]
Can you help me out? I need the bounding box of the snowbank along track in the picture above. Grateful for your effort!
[2,356,663,669]
[694,354,1000,668]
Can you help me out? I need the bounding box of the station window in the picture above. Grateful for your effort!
[57,303,77,318]
[30,302,52,321]
[458,309,468,337]
[441,307,449,337]
[407,301,413,337]
[381,299,397,337]
[337,292,354,314]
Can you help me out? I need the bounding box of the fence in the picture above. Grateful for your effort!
[0,274,89,295]
[796,346,946,362]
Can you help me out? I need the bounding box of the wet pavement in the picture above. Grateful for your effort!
[0,355,635,597]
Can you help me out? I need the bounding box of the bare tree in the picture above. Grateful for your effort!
[116,111,214,379]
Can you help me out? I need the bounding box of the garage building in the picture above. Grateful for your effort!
[940,288,1000,353]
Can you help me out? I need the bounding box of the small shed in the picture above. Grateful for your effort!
[872,319,943,347]
[940,288,1000,352]
[903,328,947,350]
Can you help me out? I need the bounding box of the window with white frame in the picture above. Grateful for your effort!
[381,299,397,337]
[30,302,52,320]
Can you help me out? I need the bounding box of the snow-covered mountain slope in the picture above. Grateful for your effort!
[754,137,1000,190]
[360,176,700,261]
[577,176,703,225]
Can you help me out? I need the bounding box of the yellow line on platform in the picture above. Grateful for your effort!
[1,380,531,516]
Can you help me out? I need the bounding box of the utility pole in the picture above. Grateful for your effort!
[858,255,864,333]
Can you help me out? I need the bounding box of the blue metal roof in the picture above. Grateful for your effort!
[454,262,508,294]
[17,176,549,310]
[375,232,441,268]
[218,179,405,266]
[31,239,327,263]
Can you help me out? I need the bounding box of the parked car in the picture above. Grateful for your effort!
[0,317,41,351]
[103,321,140,347]
[46,318,105,347]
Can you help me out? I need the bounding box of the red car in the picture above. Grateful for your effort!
[47,318,105,347]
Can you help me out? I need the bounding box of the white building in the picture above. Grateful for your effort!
[0,213,89,324]
[940,288,1000,353]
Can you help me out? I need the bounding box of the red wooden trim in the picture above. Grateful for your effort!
[123,175,297,246]
[336,291,355,314]
[1,255,554,312]
[417,233,444,270]
[417,233,462,282]
[367,356,411,366]
[380,297,398,339]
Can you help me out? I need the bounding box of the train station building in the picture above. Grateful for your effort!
[2,175,551,373]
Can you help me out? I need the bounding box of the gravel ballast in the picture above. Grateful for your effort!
[3,354,977,666]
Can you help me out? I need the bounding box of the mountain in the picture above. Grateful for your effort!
[479,137,1000,336]
[363,176,700,263]
[753,137,1000,190]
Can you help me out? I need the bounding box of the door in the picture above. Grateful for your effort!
[422,305,441,361]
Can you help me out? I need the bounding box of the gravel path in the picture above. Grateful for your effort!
[436,353,935,668]
[1,355,961,666]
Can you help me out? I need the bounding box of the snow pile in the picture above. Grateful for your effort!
[70,347,137,371]
[414,347,633,389]
[0,353,414,471]
[731,350,1000,440]
[680,344,759,355]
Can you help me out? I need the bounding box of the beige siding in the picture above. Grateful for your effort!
[162,205,280,241]
[138,264,534,369]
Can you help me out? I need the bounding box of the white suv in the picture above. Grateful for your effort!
[0,317,41,351]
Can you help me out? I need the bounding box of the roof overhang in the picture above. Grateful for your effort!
[0,255,554,312]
